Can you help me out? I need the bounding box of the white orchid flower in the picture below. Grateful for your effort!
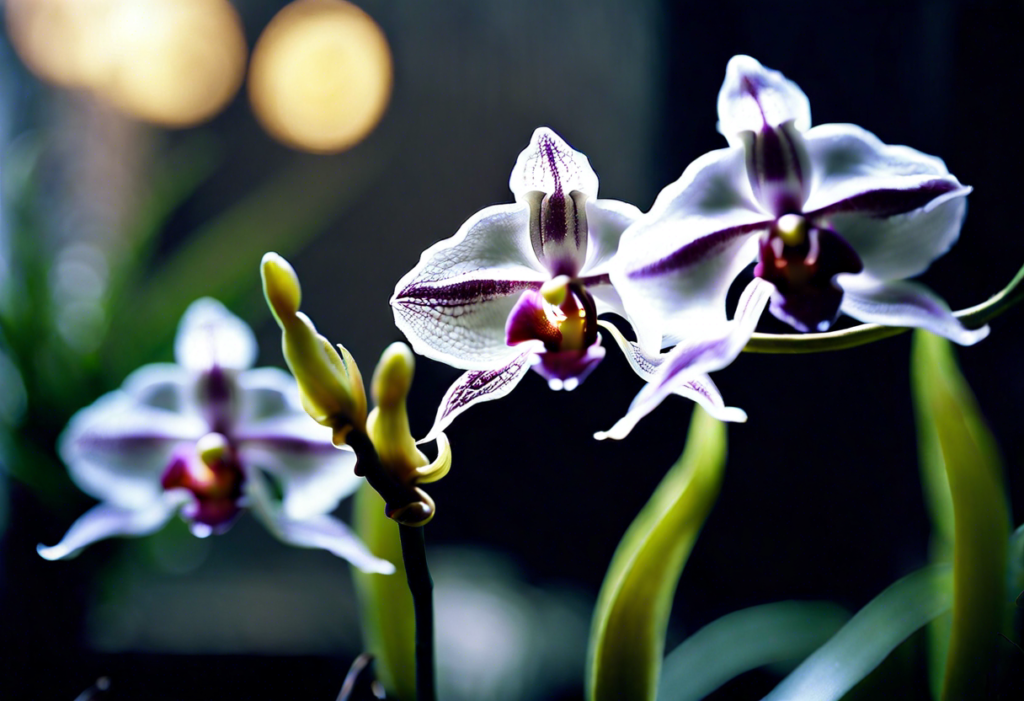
[597,56,989,440]
[38,298,393,574]
[391,127,642,438]
[613,55,989,354]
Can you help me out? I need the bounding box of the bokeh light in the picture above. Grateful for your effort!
[248,0,393,154]
[4,0,115,89]
[4,0,247,128]
[100,0,248,128]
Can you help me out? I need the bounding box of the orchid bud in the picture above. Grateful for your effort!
[260,252,368,441]
[366,343,451,525]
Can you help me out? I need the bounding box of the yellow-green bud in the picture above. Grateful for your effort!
[260,252,368,439]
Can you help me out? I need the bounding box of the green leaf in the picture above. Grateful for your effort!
[586,406,727,701]
[911,331,1010,701]
[351,482,416,701]
[763,565,954,701]
[657,601,849,701]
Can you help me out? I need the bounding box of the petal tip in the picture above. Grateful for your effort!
[36,543,66,561]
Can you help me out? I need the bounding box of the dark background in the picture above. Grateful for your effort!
[2,0,1024,699]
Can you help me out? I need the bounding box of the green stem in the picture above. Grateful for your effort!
[742,260,1024,354]
[347,429,437,701]
[399,525,437,701]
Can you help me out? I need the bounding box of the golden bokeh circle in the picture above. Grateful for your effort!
[100,0,248,128]
[4,0,117,89]
[248,0,393,154]
[5,0,247,128]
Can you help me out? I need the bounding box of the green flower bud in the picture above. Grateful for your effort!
[260,252,367,440]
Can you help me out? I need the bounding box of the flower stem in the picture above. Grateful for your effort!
[348,429,437,701]
[742,259,1024,354]
[399,524,437,701]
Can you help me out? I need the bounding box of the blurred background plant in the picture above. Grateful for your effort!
[0,1,1022,700]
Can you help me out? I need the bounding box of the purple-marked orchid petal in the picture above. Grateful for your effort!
[740,120,811,216]
[581,199,643,277]
[597,319,664,378]
[596,279,771,440]
[532,342,606,390]
[822,193,967,283]
[597,321,747,425]
[391,203,547,369]
[59,389,206,509]
[510,128,598,276]
[800,124,970,281]
[509,127,599,202]
[837,275,989,346]
[505,289,562,348]
[802,124,969,219]
[612,146,770,351]
[421,352,534,443]
[174,298,257,372]
[37,496,183,560]
[247,471,395,574]
[717,55,811,144]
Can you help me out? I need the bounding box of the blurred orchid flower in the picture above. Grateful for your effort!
[392,127,641,437]
[613,55,988,354]
[38,298,393,574]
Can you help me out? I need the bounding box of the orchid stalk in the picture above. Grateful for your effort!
[262,252,451,701]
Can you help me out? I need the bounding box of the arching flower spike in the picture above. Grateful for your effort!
[39,298,392,574]
[391,127,641,438]
[613,55,988,354]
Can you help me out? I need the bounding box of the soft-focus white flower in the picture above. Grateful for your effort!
[391,127,643,437]
[613,55,988,353]
[38,298,393,574]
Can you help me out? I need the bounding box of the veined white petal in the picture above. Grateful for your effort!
[59,390,205,509]
[717,56,812,145]
[509,127,599,201]
[802,123,969,217]
[580,198,643,278]
[596,279,771,440]
[612,146,769,352]
[825,190,968,283]
[247,472,394,574]
[174,298,257,372]
[420,352,534,443]
[838,275,989,346]
[391,203,548,369]
[37,497,181,560]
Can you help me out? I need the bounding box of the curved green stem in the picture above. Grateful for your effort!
[347,430,437,701]
[742,260,1024,354]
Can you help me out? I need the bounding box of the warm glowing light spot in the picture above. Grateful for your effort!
[101,0,247,128]
[248,0,393,153]
[5,0,116,88]
[4,0,247,128]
